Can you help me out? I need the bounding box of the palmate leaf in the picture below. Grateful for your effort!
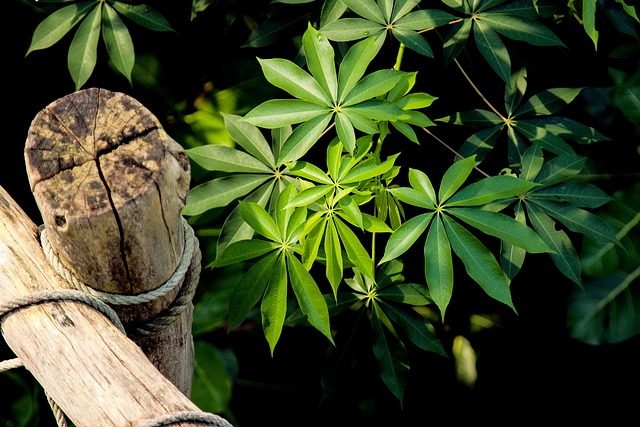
[257,57,333,105]
[500,201,527,280]
[446,175,539,206]
[303,23,338,101]
[474,19,510,83]
[443,215,515,311]
[228,251,279,330]
[318,17,385,42]
[377,284,432,306]
[515,88,583,118]
[533,154,585,186]
[325,219,344,296]
[381,301,446,355]
[278,113,334,165]
[379,213,434,263]
[183,174,271,216]
[439,155,476,203]
[187,145,273,173]
[335,217,375,280]
[222,113,276,168]
[102,3,134,83]
[371,304,409,405]
[448,207,552,253]
[479,13,565,47]
[111,1,175,32]
[533,182,612,209]
[262,253,289,355]
[424,216,453,320]
[530,199,620,246]
[243,99,331,128]
[287,252,335,345]
[338,36,378,103]
[27,1,95,54]
[239,201,282,242]
[525,203,582,286]
[68,2,101,90]
[210,239,281,268]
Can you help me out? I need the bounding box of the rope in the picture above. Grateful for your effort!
[40,217,197,338]
[138,411,234,427]
[40,217,195,307]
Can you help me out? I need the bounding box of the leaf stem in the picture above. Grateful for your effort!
[453,58,507,121]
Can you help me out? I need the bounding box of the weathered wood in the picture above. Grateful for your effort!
[24,88,194,395]
[0,186,230,427]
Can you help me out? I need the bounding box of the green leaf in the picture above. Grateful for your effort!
[258,58,332,105]
[446,175,538,206]
[520,142,543,181]
[335,111,357,153]
[516,88,583,118]
[505,67,527,116]
[480,13,565,47]
[216,181,275,256]
[531,200,620,246]
[222,113,276,168]
[448,207,552,253]
[371,304,409,404]
[287,161,332,184]
[342,154,399,184]
[335,217,375,279]
[395,8,458,30]
[526,203,582,286]
[341,0,386,23]
[424,216,453,320]
[378,283,432,306]
[343,70,406,106]
[500,201,527,280]
[438,156,476,203]
[102,3,134,83]
[408,168,437,205]
[187,145,272,173]
[262,253,289,355]
[344,99,408,121]
[287,252,335,344]
[533,154,586,186]
[382,302,446,355]
[278,113,334,164]
[243,99,330,128]
[392,27,433,57]
[516,122,576,157]
[320,17,384,42]
[302,215,327,269]
[533,182,612,208]
[435,109,502,126]
[303,23,338,101]
[287,184,334,208]
[325,219,343,295]
[211,239,280,268]
[68,2,102,90]
[457,125,503,163]
[388,187,435,209]
[228,251,279,330]
[239,201,281,242]
[27,1,94,54]
[183,174,270,216]
[474,19,510,83]
[443,216,515,311]
[442,19,472,64]
[380,213,434,264]
[337,36,379,103]
[111,1,175,31]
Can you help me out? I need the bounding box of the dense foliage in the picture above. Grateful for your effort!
[3,0,640,425]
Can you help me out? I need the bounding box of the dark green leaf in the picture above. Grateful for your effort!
[474,19,510,83]
[533,182,612,208]
[446,175,538,206]
[262,253,289,354]
[380,213,434,264]
[111,1,175,31]
[211,239,280,267]
[443,216,515,310]
[438,155,476,203]
[102,3,134,83]
[287,252,335,344]
[382,302,446,355]
[68,3,102,90]
[424,216,453,320]
[228,251,279,329]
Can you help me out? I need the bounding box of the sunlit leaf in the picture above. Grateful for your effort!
[380,213,434,264]
[27,1,94,54]
[183,174,270,216]
[424,216,453,320]
[262,253,288,354]
[68,3,102,90]
[102,3,134,83]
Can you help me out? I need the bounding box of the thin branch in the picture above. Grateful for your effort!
[422,127,490,178]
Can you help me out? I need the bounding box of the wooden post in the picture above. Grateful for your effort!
[0,185,231,426]
[23,88,195,395]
